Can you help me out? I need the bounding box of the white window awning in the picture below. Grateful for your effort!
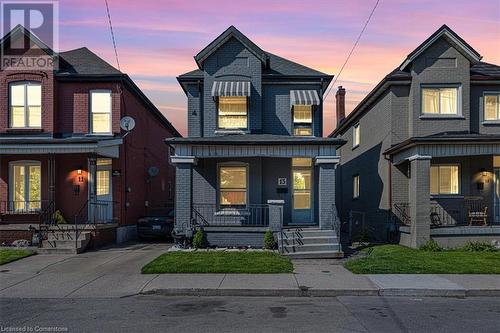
[211,81,251,97]
[290,90,320,106]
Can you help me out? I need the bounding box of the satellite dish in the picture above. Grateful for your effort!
[148,166,159,177]
[120,116,136,131]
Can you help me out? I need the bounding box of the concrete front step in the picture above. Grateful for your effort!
[42,231,91,253]
[284,250,344,259]
[279,236,338,245]
[281,243,341,253]
[278,228,343,258]
[281,229,337,238]
[47,231,90,241]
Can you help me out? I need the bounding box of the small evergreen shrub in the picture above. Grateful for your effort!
[459,241,497,252]
[419,239,442,252]
[263,230,276,250]
[53,210,67,224]
[192,228,208,249]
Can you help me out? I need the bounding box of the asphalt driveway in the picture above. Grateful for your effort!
[0,242,170,298]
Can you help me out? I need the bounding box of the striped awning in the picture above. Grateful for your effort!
[290,90,321,106]
[211,81,251,97]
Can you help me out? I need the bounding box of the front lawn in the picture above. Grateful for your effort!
[344,245,500,274]
[0,249,34,265]
[142,251,293,274]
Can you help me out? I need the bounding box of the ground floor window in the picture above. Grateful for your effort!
[9,161,41,211]
[430,165,459,195]
[219,165,247,207]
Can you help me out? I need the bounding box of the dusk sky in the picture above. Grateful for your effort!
[58,0,500,135]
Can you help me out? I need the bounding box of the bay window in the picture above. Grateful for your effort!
[422,86,459,115]
[219,165,247,207]
[9,161,41,212]
[484,93,500,121]
[9,82,42,128]
[90,90,112,134]
[293,105,313,136]
[430,165,459,195]
[218,97,248,129]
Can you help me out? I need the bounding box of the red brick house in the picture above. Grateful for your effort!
[0,26,180,250]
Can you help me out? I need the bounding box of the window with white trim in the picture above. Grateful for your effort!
[484,93,500,121]
[421,87,459,115]
[9,82,42,128]
[353,175,360,199]
[219,165,247,207]
[353,123,360,147]
[90,90,112,134]
[293,105,313,136]
[218,97,248,129]
[9,161,41,212]
[430,165,460,195]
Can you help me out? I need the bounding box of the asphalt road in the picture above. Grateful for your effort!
[1,296,499,333]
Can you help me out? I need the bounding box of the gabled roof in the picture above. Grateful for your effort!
[194,25,267,69]
[399,24,481,71]
[0,24,55,55]
[58,47,122,76]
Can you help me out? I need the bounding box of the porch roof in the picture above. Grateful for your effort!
[166,134,345,159]
[385,133,500,164]
[0,135,123,158]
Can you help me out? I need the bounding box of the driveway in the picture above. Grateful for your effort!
[0,242,170,298]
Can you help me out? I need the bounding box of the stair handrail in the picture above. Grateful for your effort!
[331,203,341,249]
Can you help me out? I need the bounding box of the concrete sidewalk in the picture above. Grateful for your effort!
[1,250,499,298]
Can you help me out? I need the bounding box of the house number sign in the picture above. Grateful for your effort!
[278,178,287,186]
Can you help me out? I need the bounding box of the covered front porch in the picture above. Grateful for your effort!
[167,135,343,247]
[387,136,500,248]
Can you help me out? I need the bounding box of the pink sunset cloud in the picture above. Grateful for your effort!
[57,0,500,136]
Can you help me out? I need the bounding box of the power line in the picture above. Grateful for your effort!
[104,0,120,71]
[324,0,380,99]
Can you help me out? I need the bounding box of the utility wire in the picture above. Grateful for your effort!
[104,0,121,71]
[324,0,380,99]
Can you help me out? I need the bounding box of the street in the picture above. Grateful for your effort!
[1,296,499,333]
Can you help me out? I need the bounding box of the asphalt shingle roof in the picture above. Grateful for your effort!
[166,134,345,146]
[58,47,122,76]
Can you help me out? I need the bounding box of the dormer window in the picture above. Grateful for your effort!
[484,93,500,121]
[421,86,460,115]
[293,105,313,136]
[218,96,248,130]
[9,82,41,128]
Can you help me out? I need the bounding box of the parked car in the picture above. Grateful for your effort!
[137,209,174,240]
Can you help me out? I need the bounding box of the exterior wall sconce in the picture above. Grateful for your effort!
[77,168,83,175]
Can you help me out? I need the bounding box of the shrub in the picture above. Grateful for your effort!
[419,239,442,252]
[53,210,67,224]
[192,228,208,249]
[459,241,498,252]
[263,230,276,250]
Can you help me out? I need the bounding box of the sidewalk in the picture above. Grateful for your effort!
[141,259,500,298]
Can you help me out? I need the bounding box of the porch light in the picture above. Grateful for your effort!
[77,168,83,175]
[480,168,487,177]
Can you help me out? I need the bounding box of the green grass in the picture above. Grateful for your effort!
[142,251,293,274]
[0,249,34,265]
[344,245,500,274]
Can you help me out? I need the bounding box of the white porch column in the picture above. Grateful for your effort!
[171,156,196,232]
[315,156,340,230]
[408,155,432,248]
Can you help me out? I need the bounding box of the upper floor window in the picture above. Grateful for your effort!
[421,86,459,115]
[353,123,360,148]
[484,93,500,121]
[219,165,247,207]
[9,82,41,128]
[90,90,112,134]
[353,174,360,199]
[293,105,313,136]
[218,97,247,130]
[430,165,459,195]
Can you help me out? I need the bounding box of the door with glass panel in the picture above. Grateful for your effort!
[93,159,113,222]
[292,158,313,224]
[495,168,500,224]
[10,162,41,213]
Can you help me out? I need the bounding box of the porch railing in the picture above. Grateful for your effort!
[0,200,51,216]
[74,200,114,225]
[393,203,411,226]
[192,203,269,227]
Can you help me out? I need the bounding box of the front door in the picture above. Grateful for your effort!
[495,168,500,223]
[292,158,313,224]
[94,159,113,222]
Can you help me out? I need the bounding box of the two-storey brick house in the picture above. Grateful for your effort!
[167,26,345,257]
[0,26,180,250]
[331,25,500,248]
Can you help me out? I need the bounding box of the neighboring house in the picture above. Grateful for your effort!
[0,26,180,250]
[330,25,500,248]
[167,26,345,257]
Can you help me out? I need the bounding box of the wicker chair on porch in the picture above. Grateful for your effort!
[465,196,488,226]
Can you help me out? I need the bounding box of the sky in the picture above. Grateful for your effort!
[57,0,500,135]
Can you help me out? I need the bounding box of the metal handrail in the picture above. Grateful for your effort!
[331,203,341,245]
[0,200,50,215]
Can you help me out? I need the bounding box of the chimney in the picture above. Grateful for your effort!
[335,86,346,126]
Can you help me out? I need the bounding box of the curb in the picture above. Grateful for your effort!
[140,288,499,297]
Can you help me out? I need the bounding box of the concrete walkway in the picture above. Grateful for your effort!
[0,248,499,298]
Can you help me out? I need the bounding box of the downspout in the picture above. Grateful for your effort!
[384,153,393,241]
[198,80,203,137]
